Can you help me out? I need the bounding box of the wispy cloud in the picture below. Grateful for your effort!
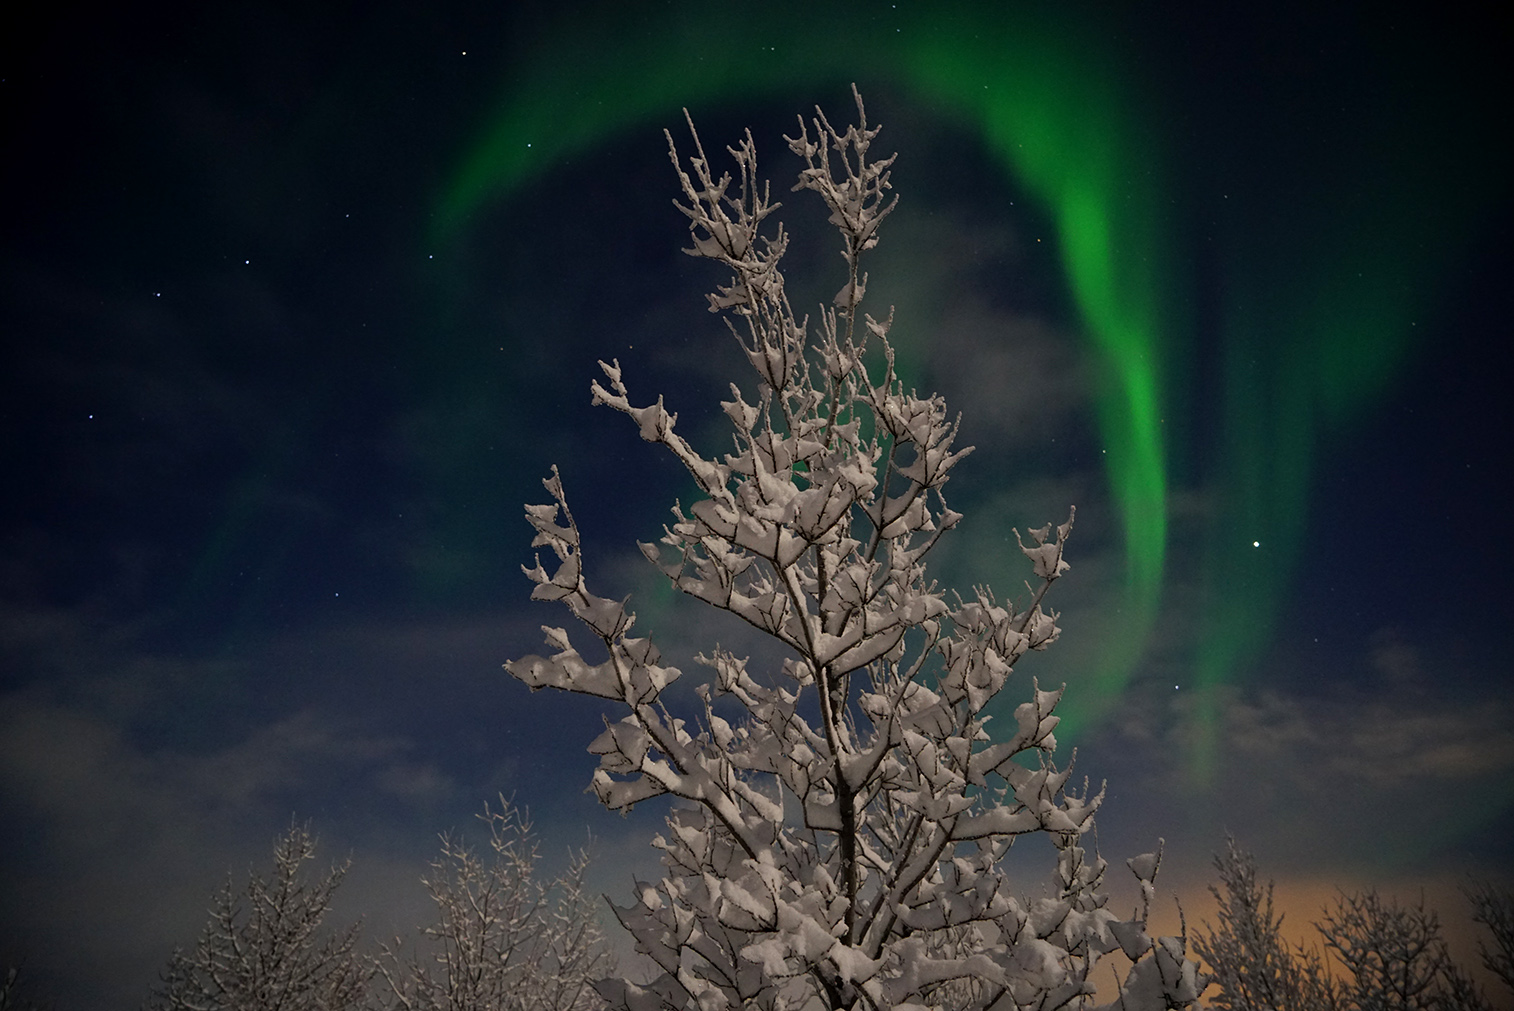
[1081,619,1514,886]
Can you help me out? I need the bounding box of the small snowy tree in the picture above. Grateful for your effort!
[371,796,613,1011]
[145,822,366,1011]
[506,87,1205,1011]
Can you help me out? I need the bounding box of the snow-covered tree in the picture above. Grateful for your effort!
[1192,838,1336,1011]
[145,822,366,1011]
[371,796,613,1011]
[505,87,1206,1011]
[149,801,611,1011]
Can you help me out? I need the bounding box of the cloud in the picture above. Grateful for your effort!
[1229,684,1514,789]
[1080,620,1514,887]
[0,604,525,1008]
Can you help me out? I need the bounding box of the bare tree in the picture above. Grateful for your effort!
[1197,839,1497,1011]
[370,797,612,1011]
[145,822,366,1011]
[1465,882,1514,998]
[1193,836,1336,1011]
[1317,890,1486,1011]
[505,87,1205,1011]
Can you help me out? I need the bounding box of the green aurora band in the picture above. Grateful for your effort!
[433,3,1500,783]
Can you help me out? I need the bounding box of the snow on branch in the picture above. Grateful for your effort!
[505,87,1205,1011]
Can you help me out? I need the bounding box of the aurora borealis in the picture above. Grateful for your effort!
[429,2,1505,764]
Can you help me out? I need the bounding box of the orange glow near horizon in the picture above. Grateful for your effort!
[1125,865,1513,1005]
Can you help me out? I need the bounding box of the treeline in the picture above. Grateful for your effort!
[139,797,611,1011]
[1194,838,1513,1011]
[3,828,1508,1010]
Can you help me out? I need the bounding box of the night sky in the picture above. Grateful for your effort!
[2,2,1511,1008]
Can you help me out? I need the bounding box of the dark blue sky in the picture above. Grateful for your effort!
[2,2,1510,1008]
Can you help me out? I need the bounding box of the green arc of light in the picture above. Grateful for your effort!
[428,6,1511,836]
[433,5,1170,742]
